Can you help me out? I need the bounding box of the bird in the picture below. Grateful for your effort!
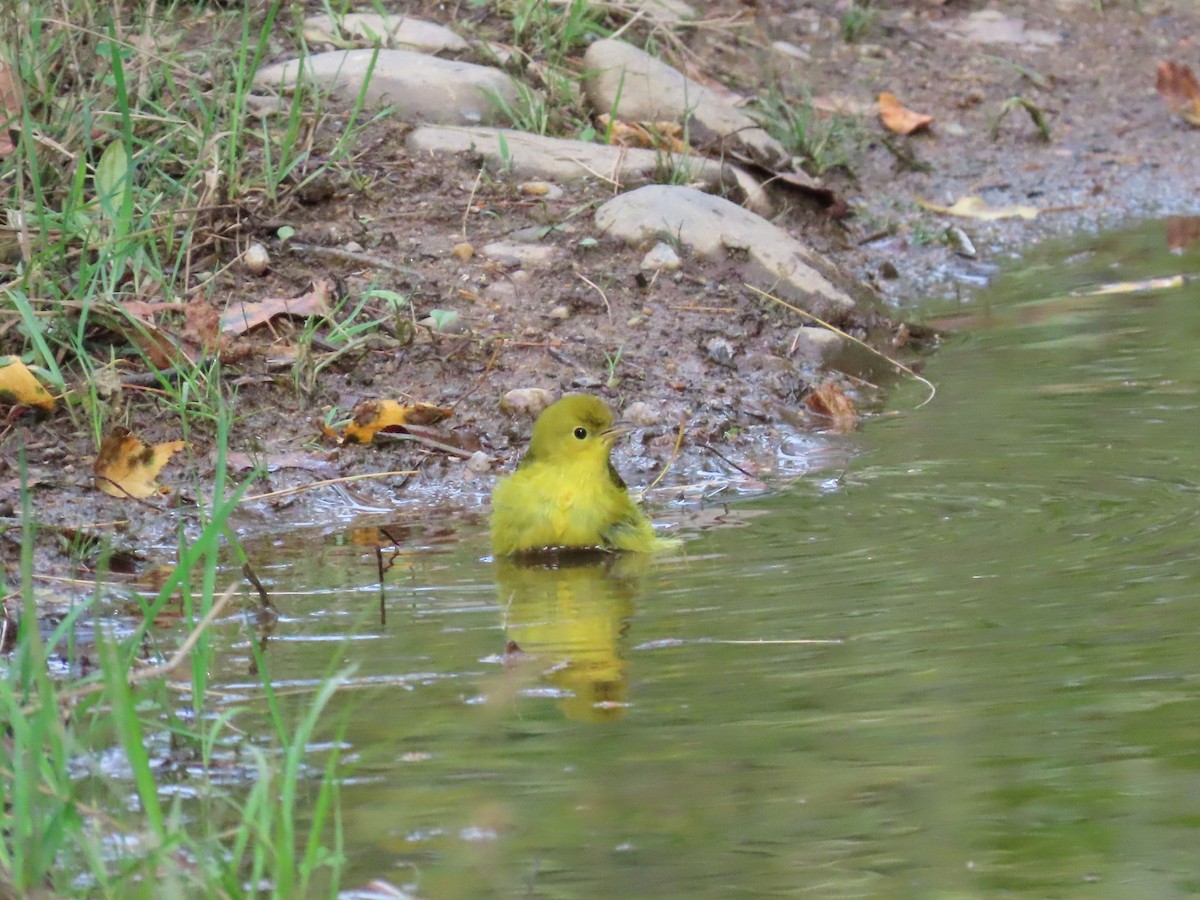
[490,394,678,556]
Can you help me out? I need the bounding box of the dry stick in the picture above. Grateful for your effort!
[645,420,687,493]
[241,470,418,504]
[576,272,612,319]
[45,580,241,712]
[744,284,937,409]
[462,163,486,238]
[286,242,422,279]
[375,431,477,459]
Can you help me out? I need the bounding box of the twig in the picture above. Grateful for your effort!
[47,580,240,711]
[287,242,422,279]
[645,420,686,492]
[576,272,612,319]
[745,284,937,409]
[241,470,417,503]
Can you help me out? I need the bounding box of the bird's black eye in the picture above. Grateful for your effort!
[573,426,588,440]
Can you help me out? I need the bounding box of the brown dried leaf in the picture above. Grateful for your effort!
[0,62,18,159]
[93,427,186,499]
[803,383,858,433]
[0,356,55,412]
[340,400,453,445]
[1155,61,1200,126]
[1166,215,1200,251]
[878,91,933,135]
[220,278,335,336]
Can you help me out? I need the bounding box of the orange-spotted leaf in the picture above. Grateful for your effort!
[0,356,56,412]
[220,278,335,336]
[340,400,452,445]
[93,427,187,498]
[878,91,933,135]
[804,383,858,433]
[1155,61,1200,126]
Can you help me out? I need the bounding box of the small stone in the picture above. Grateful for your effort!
[344,241,364,253]
[466,450,492,474]
[622,401,658,428]
[640,241,681,272]
[626,315,644,327]
[243,242,270,276]
[500,388,555,417]
[706,336,736,368]
[452,241,475,261]
[879,260,899,279]
[547,305,570,320]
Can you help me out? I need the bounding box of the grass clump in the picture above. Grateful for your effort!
[753,88,866,177]
[0,434,350,896]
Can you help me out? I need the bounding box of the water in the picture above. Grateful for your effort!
[224,221,1200,897]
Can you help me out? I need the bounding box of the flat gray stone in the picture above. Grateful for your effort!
[254,50,519,125]
[406,125,770,214]
[302,13,469,52]
[582,39,787,169]
[481,240,562,268]
[595,185,856,319]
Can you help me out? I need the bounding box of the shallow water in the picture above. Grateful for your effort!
[225,221,1200,897]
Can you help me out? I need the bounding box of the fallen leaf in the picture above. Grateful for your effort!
[1166,216,1200,251]
[1155,61,1200,126]
[0,62,18,159]
[340,400,452,445]
[0,356,56,412]
[917,195,1039,221]
[804,383,858,433]
[878,92,933,135]
[220,278,335,336]
[93,427,186,498]
[1077,275,1185,298]
[596,114,689,153]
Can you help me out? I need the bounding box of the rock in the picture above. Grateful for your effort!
[481,240,562,268]
[465,449,492,474]
[451,241,474,261]
[547,305,571,320]
[254,50,521,126]
[406,126,771,215]
[706,337,736,368]
[622,401,659,428]
[242,243,269,276]
[640,241,681,271]
[302,13,469,52]
[582,39,787,169]
[596,185,857,320]
[500,387,555,418]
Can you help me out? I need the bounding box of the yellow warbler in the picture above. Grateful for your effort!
[490,394,677,555]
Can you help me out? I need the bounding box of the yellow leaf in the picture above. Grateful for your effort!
[340,400,452,445]
[93,427,186,498]
[917,195,1039,221]
[878,91,933,135]
[0,356,56,411]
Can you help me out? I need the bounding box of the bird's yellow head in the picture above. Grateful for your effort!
[525,394,623,466]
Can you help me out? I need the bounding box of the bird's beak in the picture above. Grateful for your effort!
[601,421,634,445]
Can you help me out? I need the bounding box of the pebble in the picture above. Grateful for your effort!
[243,242,270,275]
[500,387,555,418]
[706,337,737,368]
[466,450,492,474]
[452,241,475,261]
[640,241,681,272]
[622,401,659,428]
